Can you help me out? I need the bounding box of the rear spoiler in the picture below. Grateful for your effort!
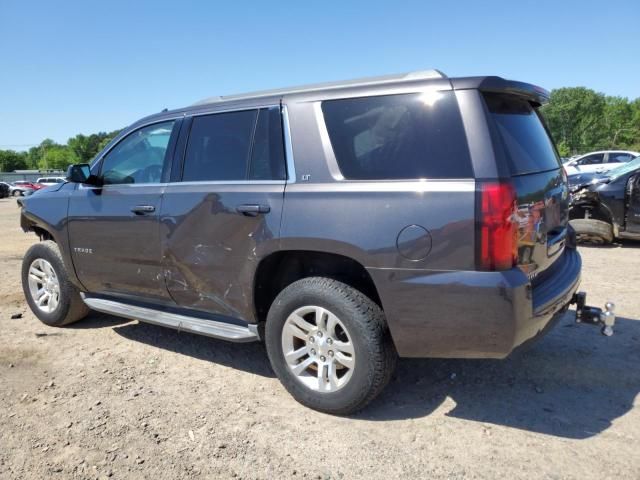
[451,76,550,106]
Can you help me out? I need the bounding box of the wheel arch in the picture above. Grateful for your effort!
[569,200,615,224]
[20,209,85,291]
[253,249,382,324]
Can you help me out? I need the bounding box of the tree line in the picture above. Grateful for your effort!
[0,130,120,172]
[541,88,640,156]
[1,85,639,173]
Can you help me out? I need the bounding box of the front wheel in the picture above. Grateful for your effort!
[265,277,396,415]
[21,241,90,326]
[569,219,614,244]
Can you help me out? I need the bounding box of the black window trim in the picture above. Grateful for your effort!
[175,104,289,185]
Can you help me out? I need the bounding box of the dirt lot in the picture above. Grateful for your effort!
[0,197,639,480]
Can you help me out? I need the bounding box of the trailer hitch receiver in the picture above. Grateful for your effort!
[571,292,615,336]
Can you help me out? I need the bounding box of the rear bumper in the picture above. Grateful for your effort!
[368,247,581,359]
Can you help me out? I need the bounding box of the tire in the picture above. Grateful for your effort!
[12,190,20,197]
[21,240,90,326]
[265,277,397,415]
[569,219,614,244]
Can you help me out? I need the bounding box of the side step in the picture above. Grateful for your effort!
[82,297,259,343]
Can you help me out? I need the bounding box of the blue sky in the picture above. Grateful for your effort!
[1,0,639,150]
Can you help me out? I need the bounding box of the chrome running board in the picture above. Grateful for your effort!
[82,296,259,343]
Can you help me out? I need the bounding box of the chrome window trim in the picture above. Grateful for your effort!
[189,104,278,118]
[166,180,287,186]
[92,104,290,185]
[77,182,170,190]
[281,104,297,183]
[77,180,286,190]
[313,101,344,181]
[285,180,475,193]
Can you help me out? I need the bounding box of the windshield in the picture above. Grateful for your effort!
[607,156,640,180]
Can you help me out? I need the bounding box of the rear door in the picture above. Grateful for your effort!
[160,106,286,321]
[626,173,640,233]
[483,93,568,277]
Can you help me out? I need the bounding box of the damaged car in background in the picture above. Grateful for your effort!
[569,156,640,244]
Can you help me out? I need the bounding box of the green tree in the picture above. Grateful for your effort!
[542,87,607,154]
[0,150,28,171]
[38,145,78,170]
[602,96,635,148]
[68,130,121,163]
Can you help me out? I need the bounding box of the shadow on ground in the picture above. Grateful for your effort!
[360,311,640,439]
[84,309,639,439]
[579,239,640,249]
[110,317,274,378]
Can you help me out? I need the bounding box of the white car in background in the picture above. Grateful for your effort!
[563,150,639,176]
[35,177,66,187]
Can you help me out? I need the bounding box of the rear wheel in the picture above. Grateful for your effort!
[265,277,396,414]
[569,219,614,244]
[22,241,90,326]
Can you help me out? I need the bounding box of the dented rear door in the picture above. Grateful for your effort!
[159,106,286,322]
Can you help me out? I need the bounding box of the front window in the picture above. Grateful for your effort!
[576,154,604,165]
[100,121,175,185]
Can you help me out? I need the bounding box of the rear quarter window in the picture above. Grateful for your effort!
[484,93,561,175]
[321,91,473,180]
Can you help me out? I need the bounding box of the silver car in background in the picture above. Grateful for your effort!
[564,150,639,176]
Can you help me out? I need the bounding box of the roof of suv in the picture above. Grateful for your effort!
[131,70,550,128]
[192,69,447,106]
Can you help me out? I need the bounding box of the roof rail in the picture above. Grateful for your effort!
[192,69,447,106]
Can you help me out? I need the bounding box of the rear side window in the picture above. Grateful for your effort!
[608,152,634,163]
[183,110,257,182]
[182,108,285,182]
[321,91,472,180]
[484,93,560,175]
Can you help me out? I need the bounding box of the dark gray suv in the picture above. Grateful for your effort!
[19,70,582,414]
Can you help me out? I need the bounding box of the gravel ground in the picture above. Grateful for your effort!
[0,197,639,479]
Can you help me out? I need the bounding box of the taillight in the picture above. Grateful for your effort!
[476,181,518,271]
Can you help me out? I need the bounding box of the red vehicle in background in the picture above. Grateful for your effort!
[10,181,42,196]
[15,181,44,190]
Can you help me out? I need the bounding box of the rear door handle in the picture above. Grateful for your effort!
[236,204,270,216]
[131,205,156,215]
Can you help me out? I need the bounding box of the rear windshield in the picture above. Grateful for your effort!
[322,91,473,180]
[484,93,560,175]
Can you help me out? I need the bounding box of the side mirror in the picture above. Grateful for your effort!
[66,164,92,183]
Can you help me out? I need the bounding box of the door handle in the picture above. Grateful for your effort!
[131,205,156,215]
[236,204,270,216]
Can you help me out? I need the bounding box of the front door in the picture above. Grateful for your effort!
[68,120,179,300]
[626,174,640,234]
[160,107,286,321]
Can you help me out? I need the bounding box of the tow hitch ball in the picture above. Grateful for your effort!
[571,292,615,336]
